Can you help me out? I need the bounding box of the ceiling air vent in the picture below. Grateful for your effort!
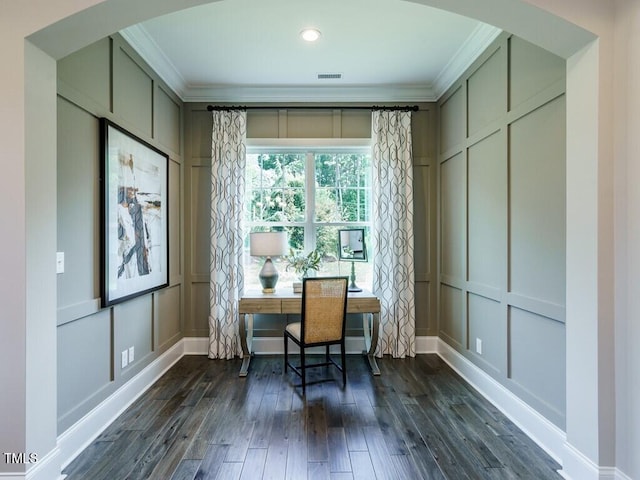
[317,73,342,80]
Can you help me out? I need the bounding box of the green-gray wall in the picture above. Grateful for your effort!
[56,35,184,432]
[437,33,566,427]
[183,104,438,339]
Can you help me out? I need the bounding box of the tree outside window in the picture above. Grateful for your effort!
[244,149,372,290]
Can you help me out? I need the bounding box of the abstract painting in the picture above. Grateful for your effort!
[100,118,169,306]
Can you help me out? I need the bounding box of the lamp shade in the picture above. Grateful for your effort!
[249,231,288,257]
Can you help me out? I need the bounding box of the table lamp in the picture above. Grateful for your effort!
[250,231,288,293]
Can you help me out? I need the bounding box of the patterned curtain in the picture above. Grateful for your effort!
[209,110,247,359]
[371,110,416,358]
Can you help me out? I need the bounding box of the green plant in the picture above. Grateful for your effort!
[285,249,321,278]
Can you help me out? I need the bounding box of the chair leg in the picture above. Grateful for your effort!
[325,345,330,365]
[284,333,288,373]
[301,347,306,395]
[341,341,346,388]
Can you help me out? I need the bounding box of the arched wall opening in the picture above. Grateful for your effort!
[6,1,611,478]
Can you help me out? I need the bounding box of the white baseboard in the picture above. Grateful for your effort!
[56,340,184,471]
[559,442,601,480]
[253,336,380,355]
[183,336,208,354]
[416,335,439,353]
[560,442,632,480]
[614,468,634,480]
[23,446,65,480]
[182,335,439,356]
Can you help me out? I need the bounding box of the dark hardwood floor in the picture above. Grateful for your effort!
[62,354,561,479]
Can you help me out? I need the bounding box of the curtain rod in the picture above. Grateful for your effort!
[206,104,419,112]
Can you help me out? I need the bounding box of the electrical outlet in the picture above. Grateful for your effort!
[476,338,483,355]
[128,346,135,363]
[56,252,65,274]
[121,350,128,368]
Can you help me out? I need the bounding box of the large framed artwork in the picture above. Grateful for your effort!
[100,118,169,307]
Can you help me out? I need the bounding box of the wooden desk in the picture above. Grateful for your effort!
[238,289,381,377]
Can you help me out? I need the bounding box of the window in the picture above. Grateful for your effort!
[244,142,372,290]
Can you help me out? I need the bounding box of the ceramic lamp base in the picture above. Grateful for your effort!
[258,257,279,293]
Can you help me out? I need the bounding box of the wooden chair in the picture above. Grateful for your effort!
[284,276,349,394]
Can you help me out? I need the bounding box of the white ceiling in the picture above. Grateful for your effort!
[122,0,501,103]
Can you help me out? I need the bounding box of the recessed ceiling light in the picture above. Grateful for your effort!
[300,28,321,42]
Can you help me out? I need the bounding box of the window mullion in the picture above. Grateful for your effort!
[305,151,316,252]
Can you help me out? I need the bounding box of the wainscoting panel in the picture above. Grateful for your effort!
[169,159,182,285]
[413,164,431,280]
[509,306,566,427]
[56,98,100,313]
[467,292,504,376]
[286,110,335,138]
[157,284,182,348]
[190,109,214,154]
[414,280,432,336]
[57,37,111,111]
[246,110,280,138]
[155,85,182,155]
[114,295,154,375]
[439,86,464,154]
[440,152,465,279]
[190,164,212,276]
[57,310,112,432]
[414,162,434,336]
[467,45,505,137]
[509,96,566,308]
[440,284,464,348]
[467,130,506,289]
[509,36,566,110]
[188,281,210,336]
[340,109,373,138]
[112,40,153,137]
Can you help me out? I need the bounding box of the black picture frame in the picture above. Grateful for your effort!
[100,118,169,307]
[338,228,367,262]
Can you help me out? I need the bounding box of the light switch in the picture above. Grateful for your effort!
[56,252,65,274]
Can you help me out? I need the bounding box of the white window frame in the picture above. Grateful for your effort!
[245,138,372,254]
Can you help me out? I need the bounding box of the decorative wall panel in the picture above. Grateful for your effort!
[439,87,464,154]
[467,47,505,136]
[510,97,566,307]
[440,153,464,279]
[468,131,505,289]
[437,33,566,427]
[113,45,153,136]
[440,284,464,347]
[509,306,566,426]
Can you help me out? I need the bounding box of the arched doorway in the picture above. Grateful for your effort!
[2,2,609,479]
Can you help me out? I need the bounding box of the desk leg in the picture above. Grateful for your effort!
[362,312,381,375]
[238,313,254,377]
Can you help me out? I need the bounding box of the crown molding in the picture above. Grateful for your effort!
[120,25,187,98]
[433,23,502,99]
[182,84,437,103]
[122,23,501,103]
